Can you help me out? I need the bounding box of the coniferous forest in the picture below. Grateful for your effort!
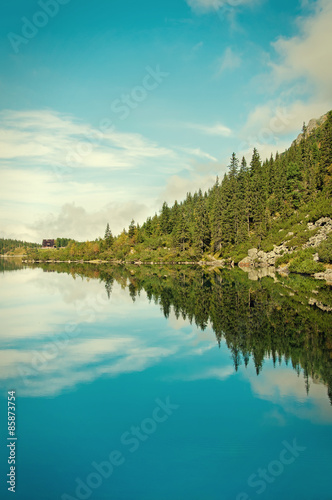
[4,111,332,266]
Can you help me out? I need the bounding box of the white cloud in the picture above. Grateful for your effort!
[178,147,218,162]
[0,109,173,170]
[0,166,155,240]
[245,364,332,424]
[157,173,217,206]
[185,121,232,137]
[270,0,332,97]
[179,365,234,381]
[0,109,221,241]
[0,272,220,397]
[31,201,152,241]
[241,0,332,153]
[217,47,242,74]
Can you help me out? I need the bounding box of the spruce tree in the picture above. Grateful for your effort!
[193,197,211,254]
[128,219,136,239]
[104,223,114,248]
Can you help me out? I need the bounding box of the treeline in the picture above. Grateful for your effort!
[0,237,71,255]
[56,238,72,248]
[27,111,332,263]
[0,238,41,255]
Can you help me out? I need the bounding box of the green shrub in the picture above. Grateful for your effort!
[275,253,293,266]
[318,234,332,263]
[231,252,248,264]
[261,241,274,253]
[288,258,324,274]
[307,196,332,222]
[275,247,316,267]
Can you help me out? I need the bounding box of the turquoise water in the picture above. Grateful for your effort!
[0,262,332,499]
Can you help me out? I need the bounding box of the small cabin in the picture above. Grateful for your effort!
[42,239,56,248]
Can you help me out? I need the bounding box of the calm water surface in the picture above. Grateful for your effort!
[0,260,332,500]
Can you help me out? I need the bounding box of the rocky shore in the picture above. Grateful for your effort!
[238,217,332,281]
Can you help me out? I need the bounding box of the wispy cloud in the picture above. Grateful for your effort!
[178,147,218,162]
[217,47,242,75]
[0,109,173,170]
[0,109,223,241]
[186,0,258,14]
[192,41,204,51]
[185,121,232,136]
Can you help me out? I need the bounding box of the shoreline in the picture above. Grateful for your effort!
[12,257,332,282]
[2,255,331,282]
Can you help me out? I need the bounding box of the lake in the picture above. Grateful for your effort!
[0,259,332,500]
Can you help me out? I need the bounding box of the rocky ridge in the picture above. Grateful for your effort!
[293,113,328,145]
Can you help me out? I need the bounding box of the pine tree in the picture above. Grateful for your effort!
[104,223,111,240]
[250,148,266,246]
[228,153,240,243]
[211,182,223,253]
[104,223,114,248]
[128,219,136,239]
[173,211,190,251]
[160,202,172,234]
[238,156,250,240]
[193,197,211,254]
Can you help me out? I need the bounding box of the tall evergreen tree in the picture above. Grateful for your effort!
[193,197,211,254]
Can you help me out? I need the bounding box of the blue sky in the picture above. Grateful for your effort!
[0,0,332,241]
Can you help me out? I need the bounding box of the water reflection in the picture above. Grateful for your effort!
[0,260,331,410]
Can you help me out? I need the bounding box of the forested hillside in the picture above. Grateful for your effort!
[136,111,332,258]
[26,111,332,265]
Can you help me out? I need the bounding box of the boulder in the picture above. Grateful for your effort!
[238,256,252,267]
[313,269,332,282]
[248,248,258,258]
[308,298,332,312]
[303,217,332,249]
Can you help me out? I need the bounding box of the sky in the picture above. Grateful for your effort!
[0,0,332,242]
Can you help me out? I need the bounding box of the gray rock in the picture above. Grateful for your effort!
[313,269,332,282]
[308,298,332,312]
[294,113,328,145]
[303,217,332,249]
[238,256,252,267]
[241,267,276,281]
[248,248,258,258]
